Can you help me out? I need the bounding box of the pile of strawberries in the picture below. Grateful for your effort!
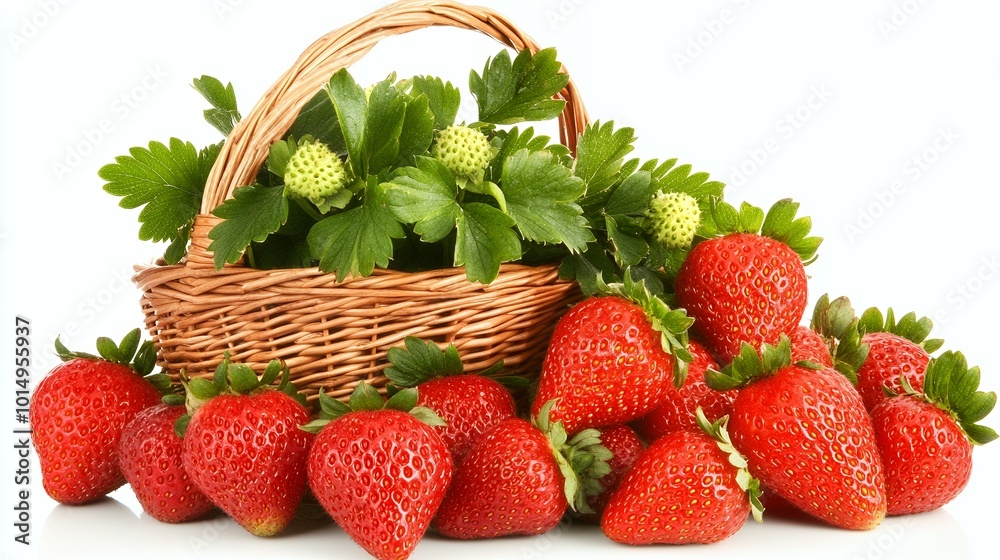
[30,198,995,559]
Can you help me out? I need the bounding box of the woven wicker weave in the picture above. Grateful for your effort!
[133,0,590,400]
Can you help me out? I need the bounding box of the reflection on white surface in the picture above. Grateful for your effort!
[26,494,974,560]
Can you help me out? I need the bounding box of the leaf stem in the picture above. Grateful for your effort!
[293,197,325,222]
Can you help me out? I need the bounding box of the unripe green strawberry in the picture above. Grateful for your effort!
[430,125,493,184]
[645,191,700,249]
[284,140,348,207]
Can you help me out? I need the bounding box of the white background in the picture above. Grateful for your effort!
[2,0,999,558]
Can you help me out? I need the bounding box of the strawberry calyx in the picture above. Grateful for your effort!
[54,328,171,394]
[299,382,446,434]
[707,198,822,265]
[174,352,306,437]
[705,336,795,391]
[534,400,613,515]
[694,407,764,523]
[810,294,870,385]
[598,269,694,387]
[858,306,944,353]
[888,351,998,446]
[383,336,519,389]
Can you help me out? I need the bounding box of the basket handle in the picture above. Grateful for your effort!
[186,0,589,269]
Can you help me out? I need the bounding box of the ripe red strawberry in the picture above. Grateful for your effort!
[532,275,693,435]
[602,409,762,544]
[30,330,166,504]
[180,357,312,537]
[675,199,820,363]
[305,383,452,560]
[118,403,214,523]
[854,307,942,412]
[633,339,736,441]
[384,337,516,463]
[579,425,644,522]
[706,337,886,530]
[434,401,611,539]
[789,325,832,367]
[870,351,996,515]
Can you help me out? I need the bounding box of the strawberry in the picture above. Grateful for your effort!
[675,199,821,363]
[706,337,886,530]
[30,330,166,504]
[179,356,312,537]
[602,409,763,544]
[304,383,452,560]
[789,325,832,367]
[434,400,611,539]
[871,351,996,515]
[854,306,943,412]
[579,425,644,521]
[383,337,516,463]
[633,339,736,441]
[118,402,214,523]
[531,274,693,435]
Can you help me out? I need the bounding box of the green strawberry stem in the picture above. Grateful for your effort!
[533,400,613,515]
[597,268,694,386]
[810,294,870,385]
[383,336,512,388]
[299,382,446,434]
[858,306,944,353]
[889,351,997,445]
[53,329,170,393]
[175,352,308,437]
[694,407,764,523]
[708,198,822,265]
[705,336,796,391]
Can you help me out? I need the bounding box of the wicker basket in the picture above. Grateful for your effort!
[133,0,589,401]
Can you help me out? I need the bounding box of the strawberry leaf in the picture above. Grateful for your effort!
[101,139,219,250]
[920,351,998,445]
[308,179,405,280]
[208,184,289,269]
[470,48,568,125]
[486,126,570,183]
[709,198,821,265]
[454,202,522,284]
[349,382,386,412]
[318,390,353,421]
[858,306,943,352]
[95,337,123,364]
[384,388,419,412]
[707,337,793,391]
[385,157,461,243]
[192,75,241,136]
[410,75,460,129]
[227,364,260,394]
[573,120,637,197]
[410,406,448,428]
[500,149,591,253]
[384,337,464,388]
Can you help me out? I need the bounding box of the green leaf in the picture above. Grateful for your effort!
[486,126,570,182]
[174,414,191,438]
[133,341,158,377]
[385,157,460,243]
[604,171,656,216]
[573,121,637,195]
[249,233,314,269]
[228,364,260,394]
[325,69,367,176]
[384,388,419,412]
[308,180,405,280]
[411,406,448,427]
[163,225,191,265]
[117,329,141,364]
[605,215,648,267]
[364,79,407,175]
[384,337,465,387]
[455,202,523,284]
[287,89,345,153]
[260,360,283,387]
[208,184,289,268]
[410,75,460,129]
[470,48,569,125]
[317,390,353,420]
[349,382,386,412]
[101,138,218,244]
[500,149,591,253]
[267,138,296,178]
[95,337,122,363]
[192,75,240,136]
[188,377,219,401]
[559,244,621,296]
[396,93,435,165]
